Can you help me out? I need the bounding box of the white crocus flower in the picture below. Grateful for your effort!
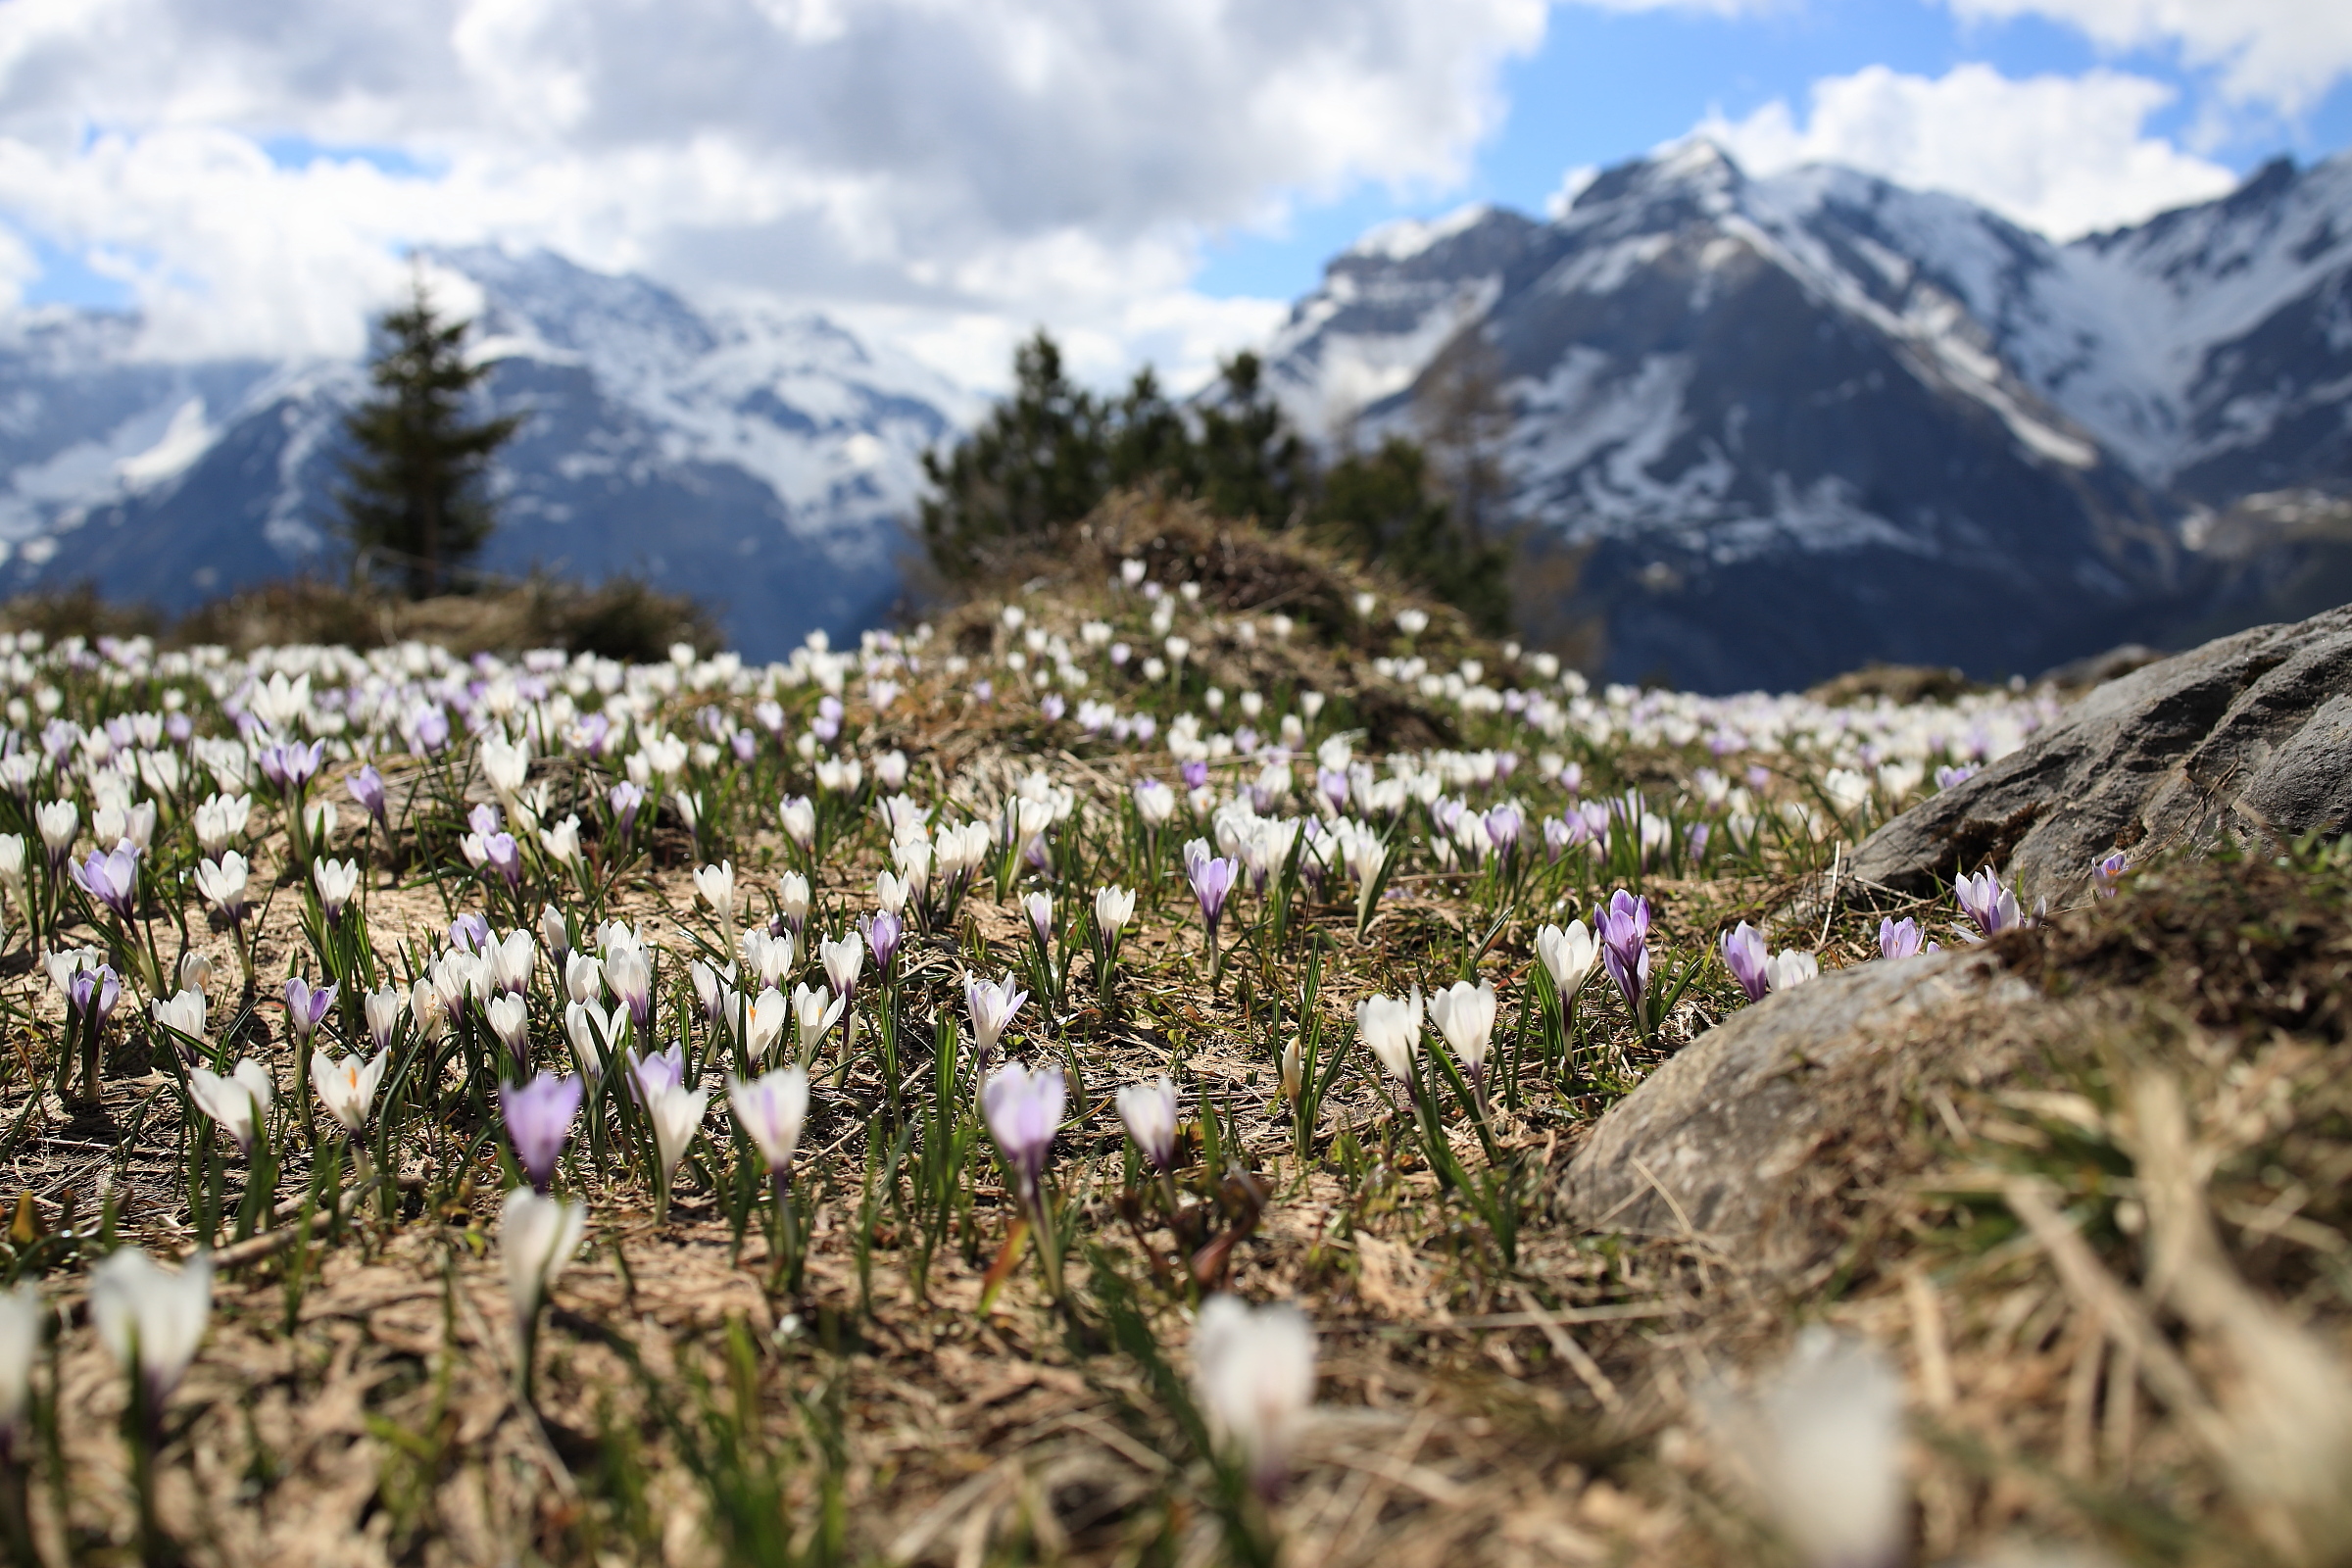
[489,929,536,993]
[776,870,812,928]
[150,988,207,1045]
[1094,885,1136,934]
[479,735,531,802]
[564,1000,625,1077]
[743,986,789,1060]
[964,971,1027,1058]
[187,1059,274,1152]
[694,859,736,929]
[499,1187,586,1330]
[313,857,361,917]
[564,952,604,1005]
[818,933,862,998]
[1767,950,1821,992]
[645,1080,712,1203]
[1191,1295,1317,1496]
[1115,1075,1179,1171]
[728,1066,810,1174]
[310,1049,387,1135]
[740,928,795,989]
[540,814,583,864]
[1536,920,1599,996]
[1425,980,1498,1080]
[34,801,76,859]
[1354,989,1423,1082]
[91,1248,213,1405]
[789,982,844,1060]
[193,793,251,857]
[777,797,816,853]
[363,987,407,1053]
[410,976,448,1040]
[485,994,530,1059]
[195,852,250,918]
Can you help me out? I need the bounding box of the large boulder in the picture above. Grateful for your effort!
[1847,605,2352,901]
[1560,951,2041,1266]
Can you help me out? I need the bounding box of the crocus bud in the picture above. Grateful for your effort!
[1355,989,1422,1082]
[1115,1076,1179,1171]
[1536,920,1597,995]
[1426,980,1497,1082]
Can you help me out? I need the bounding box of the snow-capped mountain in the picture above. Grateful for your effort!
[0,247,969,661]
[1264,142,2352,691]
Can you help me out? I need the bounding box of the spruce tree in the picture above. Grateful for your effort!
[337,274,523,599]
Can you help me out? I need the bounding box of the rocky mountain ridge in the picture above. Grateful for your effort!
[1261,141,2352,690]
[0,247,967,661]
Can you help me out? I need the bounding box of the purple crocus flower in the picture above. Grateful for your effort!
[483,833,521,888]
[73,842,140,920]
[410,705,451,753]
[278,739,325,789]
[982,1060,1065,1209]
[1180,760,1209,792]
[609,780,645,834]
[501,1073,584,1193]
[348,764,387,822]
[467,802,503,838]
[730,728,757,762]
[1544,815,1583,862]
[1721,921,1770,1003]
[626,1043,687,1103]
[1594,889,1652,1015]
[449,912,492,953]
[862,909,904,974]
[1484,805,1524,855]
[2091,852,2128,899]
[1187,850,1240,938]
[1317,767,1349,814]
[69,964,122,1024]
[285,975,338,1044]
[1953,865,2023,939]
[165,711,192,744]
[1039,694,1066,722]
[1878,917,1938,960]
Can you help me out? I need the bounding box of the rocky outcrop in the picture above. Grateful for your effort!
[1847,605,2352,901]
[1561,951,2039,1266]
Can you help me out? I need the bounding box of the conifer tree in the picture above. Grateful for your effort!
[337,274,522,598]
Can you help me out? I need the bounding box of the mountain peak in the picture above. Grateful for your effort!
[1570,136,1746,218]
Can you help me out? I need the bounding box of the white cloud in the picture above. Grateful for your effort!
[0,0,1550,381]
[1946,0,2352,117]
[1696,63,2238,239]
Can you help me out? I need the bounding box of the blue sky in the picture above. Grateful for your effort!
[1197,0,2352,301]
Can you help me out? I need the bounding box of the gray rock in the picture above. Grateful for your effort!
[1561,951,2035,1264]
[1847,605,2352,901]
